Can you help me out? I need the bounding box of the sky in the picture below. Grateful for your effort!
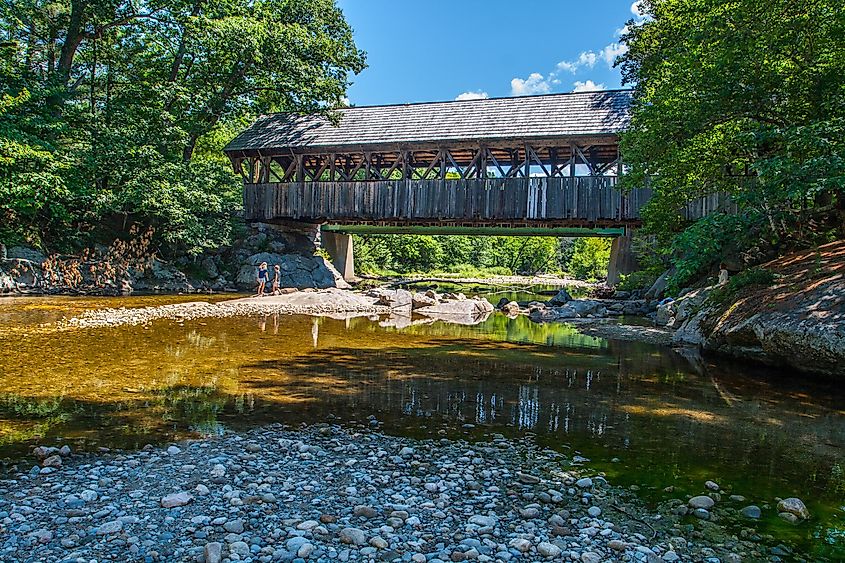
[337,0,645,106]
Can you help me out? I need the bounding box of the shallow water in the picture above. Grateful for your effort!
[1,295,844,559]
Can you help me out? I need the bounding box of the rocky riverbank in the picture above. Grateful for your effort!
[1,424,778,563]
[664,241,845,377]
[0,222,348,296]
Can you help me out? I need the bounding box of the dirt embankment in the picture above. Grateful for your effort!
[673,240,845,376]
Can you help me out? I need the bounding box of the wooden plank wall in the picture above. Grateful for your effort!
[243,178,727,224]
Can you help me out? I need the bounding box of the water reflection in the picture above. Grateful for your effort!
[1,297,844,558]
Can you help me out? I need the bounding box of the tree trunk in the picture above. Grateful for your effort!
[57,0,88,84]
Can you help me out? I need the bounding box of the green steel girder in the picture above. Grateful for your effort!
[321,224,626,237]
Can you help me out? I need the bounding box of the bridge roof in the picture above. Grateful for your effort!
[225,89,631,156]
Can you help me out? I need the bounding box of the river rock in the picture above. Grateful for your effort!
[353,505,378,518]
[777,497,810,520]
[41,455,62,468]
[501,300,521,316]
[411,292,437,309]
[693,508,710,519]
[537,541,561,557]
[508,538,531,552]
[741,505,762,519]
[204,542,223,563]
[689,495,715,509]
[339,527,367,545]
[160,492,193,508]
[376,289,413,310]
[705,480,720,491]
[548,288,573,306]
[96,520,123,535]
[575,477,593,489]
[468,515,497,527]
[416,297,493,320]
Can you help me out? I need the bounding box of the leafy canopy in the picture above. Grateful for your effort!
[619,0,844,286]
[0,0,365,254]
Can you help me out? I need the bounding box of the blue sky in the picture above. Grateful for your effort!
[337,0,644,106]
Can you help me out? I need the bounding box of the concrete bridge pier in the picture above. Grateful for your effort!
[607,233,639,285]
[321,230,355,282]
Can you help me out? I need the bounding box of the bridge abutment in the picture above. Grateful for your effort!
[321,230,356,282]
[607,233,639,285]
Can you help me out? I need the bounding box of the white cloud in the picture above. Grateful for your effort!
[599,42,628,68]
[510,73,552,96]
[578,51,597,68]
[555,51,597,75]
[455,91,489,101]
[572,80,605,93]
[631,0,644,17]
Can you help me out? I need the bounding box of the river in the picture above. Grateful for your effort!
[1,295,843,559]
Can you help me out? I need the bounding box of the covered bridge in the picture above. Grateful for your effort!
[224,90,643,229]
[223,90,724,282]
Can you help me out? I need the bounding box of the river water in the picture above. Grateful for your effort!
[1,295,843,559]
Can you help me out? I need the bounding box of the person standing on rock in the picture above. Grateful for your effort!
[256,262,269,296]
[271,264,281,295]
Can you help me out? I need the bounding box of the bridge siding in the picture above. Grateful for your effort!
[244,178,730,225]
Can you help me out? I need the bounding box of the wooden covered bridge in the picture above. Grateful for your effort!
[224,90,726,282]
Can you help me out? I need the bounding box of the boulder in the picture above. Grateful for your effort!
[547,288,573,306]
[375,289,413,311]
[411,292,437,310]
[6,246,45,264]
[645,268,673,299]
[501,301,521,316]
[201,256,219,279]
[568,300,603,316]
[235,253,348,290]
[655,303,675,326]
[416,297,493,324]
[777,498,810,520]
[688,495,715,510]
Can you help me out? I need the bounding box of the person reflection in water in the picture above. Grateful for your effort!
[256,262,269,296]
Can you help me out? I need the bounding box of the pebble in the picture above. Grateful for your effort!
[575,477,593,488]
[160,491,193,508]
[204,541,223,563]
[339,527,367,545]
[537,541,561,557]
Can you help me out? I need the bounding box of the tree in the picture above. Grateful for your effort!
[566,238,611,280]
[618,0,845,286]
[0,0,366,254]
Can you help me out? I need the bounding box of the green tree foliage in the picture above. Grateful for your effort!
[352,234,608,280]
[619,0,845,287]
[567,238,611,281]
[0,0,365,254]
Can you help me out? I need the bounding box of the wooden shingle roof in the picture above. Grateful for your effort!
[225,90,631,155]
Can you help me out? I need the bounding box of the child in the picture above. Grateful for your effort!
[271,264,281,295]
[256,262,269,296]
